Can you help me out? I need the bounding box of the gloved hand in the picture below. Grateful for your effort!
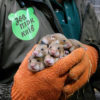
[63,40,98,99]
[11,45,85,100]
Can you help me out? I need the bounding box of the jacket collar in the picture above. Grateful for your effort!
[28,0,44,2]
[17,0,45,7]
[24,0,44,3]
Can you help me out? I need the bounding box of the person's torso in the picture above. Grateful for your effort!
[0,0,57,83]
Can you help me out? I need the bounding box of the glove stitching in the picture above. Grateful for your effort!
[85,54,92,82]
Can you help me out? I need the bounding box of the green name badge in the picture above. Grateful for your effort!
[8,7,39,40]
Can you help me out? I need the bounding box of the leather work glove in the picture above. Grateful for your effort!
[11,45,85,100]
[63,40,98,99]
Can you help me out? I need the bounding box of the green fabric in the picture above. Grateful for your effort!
[51,0,81,40]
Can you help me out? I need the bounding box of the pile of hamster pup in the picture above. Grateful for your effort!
[28,33,84,72]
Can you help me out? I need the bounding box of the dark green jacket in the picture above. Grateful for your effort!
[0,0,100,99]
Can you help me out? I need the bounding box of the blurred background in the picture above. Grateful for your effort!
[86,0,100,21]
[86,0,100,100]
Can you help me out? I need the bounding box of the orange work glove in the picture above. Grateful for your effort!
[63,41,98,99]
[11,45,85,100]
